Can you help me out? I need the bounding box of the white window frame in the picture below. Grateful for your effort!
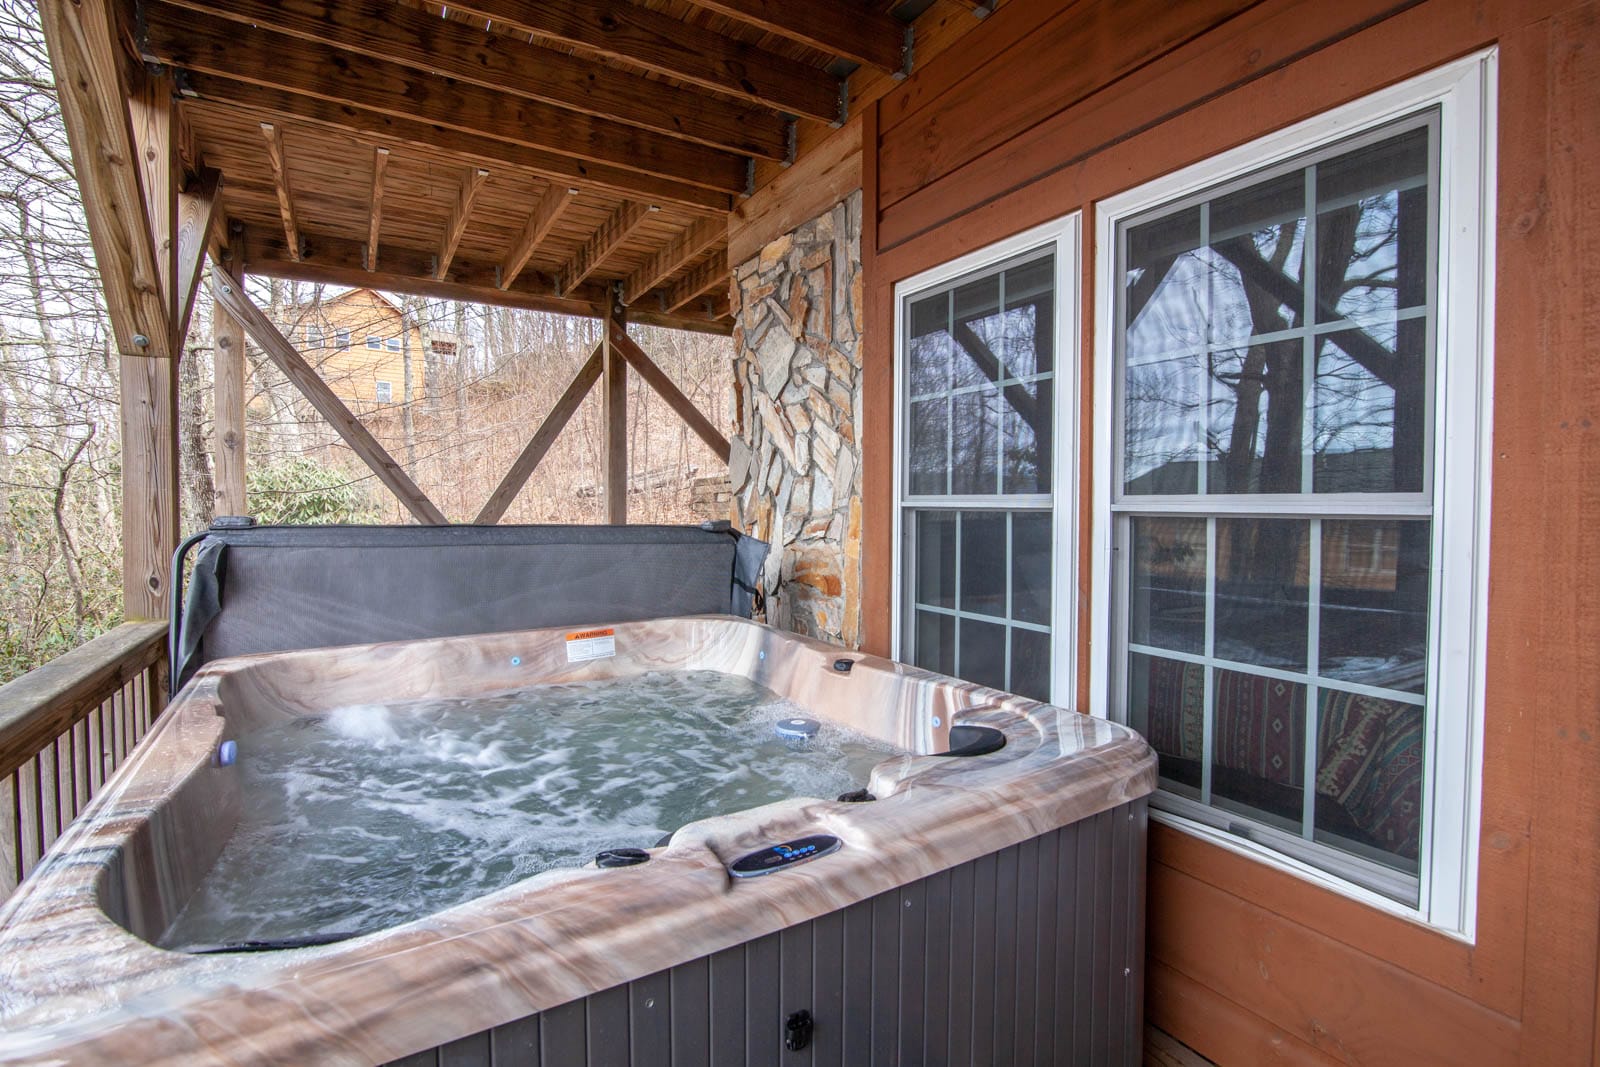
[365,336,382,351]
[892,213,1082,703]
[1090,51,1496,936]
[374,379,394,404]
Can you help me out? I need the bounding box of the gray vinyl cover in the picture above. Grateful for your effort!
[171,523,766,693]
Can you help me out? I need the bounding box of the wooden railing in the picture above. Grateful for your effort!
[0,622,169,899]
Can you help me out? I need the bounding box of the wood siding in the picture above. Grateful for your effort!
[854,0,1600,1062]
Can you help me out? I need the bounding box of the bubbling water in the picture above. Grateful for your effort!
[159,670,897,951]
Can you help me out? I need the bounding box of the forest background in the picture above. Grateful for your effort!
[0,0,734,682]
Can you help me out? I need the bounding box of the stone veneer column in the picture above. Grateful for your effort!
[728,191,864,647]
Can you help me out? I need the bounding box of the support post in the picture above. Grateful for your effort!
[602,298,627,524]
[213,277,248,516]
[119,357,180,621]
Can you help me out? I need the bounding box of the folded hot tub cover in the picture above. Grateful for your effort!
[169,520,769,694]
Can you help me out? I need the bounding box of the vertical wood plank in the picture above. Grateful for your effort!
[539,1000,586,1065]
[869,888,901,1067]
[709,945,746,1067]
[603,305,628,524]
[841,900,874,1067]
[586,985,630,1066]
[1032,827,1061,1066]
[947,857,976,1066]
[490,1015,539,1066]
[811,908,845,1066]
[213,282,248,516]
[969,850,997,1064]
[118,353,181,619]
[1012,834,1040,1067]
[629,969,671,1067]
[1107,807,1133,1066]
[902,883,928,1067]
[921,868,951,1064]
[779,923,814,1064]
[745,932,781,1067]
[671,955,711,1066]
[1072,821,1097,1066]
[992,841,1019,1065]
[437,1030,491,1067]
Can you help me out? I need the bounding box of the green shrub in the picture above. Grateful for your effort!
[245,457,381,526]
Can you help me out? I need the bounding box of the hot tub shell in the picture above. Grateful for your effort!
[0,616,1156,1065]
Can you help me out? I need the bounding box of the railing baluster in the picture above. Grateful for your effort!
[0,623,168,897]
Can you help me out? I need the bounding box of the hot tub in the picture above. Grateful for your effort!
[0,616,1156,1065]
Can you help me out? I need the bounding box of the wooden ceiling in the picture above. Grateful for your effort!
[123,0,983,334]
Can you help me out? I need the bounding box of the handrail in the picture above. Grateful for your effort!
[0,622,168,783]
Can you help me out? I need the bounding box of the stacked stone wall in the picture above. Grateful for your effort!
[728,191,864,647]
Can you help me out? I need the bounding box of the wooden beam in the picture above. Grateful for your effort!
[437,167,489,281]
[682,0,906,72]
[175,167,221,346]
[158,0,788,160]
[443,0,840,123]
[501,184,577,291]
[37,0,170,358]
[608,322,730,463]
[181,84,730,215]
[129,68,178,335]
[367,146,388,271]
[238,225,734,336]
[623,217,725,306]
[212,276,247,517]
[119,354,180,617]
[664,251,730,313]
[259,122,301,262]
[729,117,862,267]
[474,345,604,524]
[560,202,654,295]
[141,4,746,194]
[602,304,627,524]
[209,265,449,525]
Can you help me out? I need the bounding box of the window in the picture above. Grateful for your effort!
[894,217,1078,703]
[1092,53,1495,930]
[366,336,382,350]
[305,324,323,348]
[375,380,393,403]
[385,337,402,352]
[336,329,351,351]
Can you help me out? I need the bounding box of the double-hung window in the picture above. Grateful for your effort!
[895,217,1078,703]
[1093,54,1495,929]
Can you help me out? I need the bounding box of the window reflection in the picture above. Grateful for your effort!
[1130,516,1206,655]
[1121,125,1432,498]
[1320,520,1430,693]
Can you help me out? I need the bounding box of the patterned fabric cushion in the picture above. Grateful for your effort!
[1144,657,1204,761]
[1315,692,1391,803]
[1212,672,1305,787]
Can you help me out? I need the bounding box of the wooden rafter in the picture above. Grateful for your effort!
[436,167,489,281]
[174,167,221,345]
[664,252,730,313]
[608,322,730,463]
[622,217,724,306]
[210,265,449,525]
[157,0,789,160]
[181,82,729,214]
[140,4,746,194]
[366,146,388,272]
[683,0,906,72]
[37,0,170,358]
[238,225,732,336]
[501,185,577,291]
[442,0,841,123]
[474,345,604,524]
[259,122,301,262]
[560,202,654,295]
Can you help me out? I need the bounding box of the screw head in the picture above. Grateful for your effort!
[131,333,150,347]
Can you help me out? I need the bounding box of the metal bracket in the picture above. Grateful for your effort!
[896,25,915,80]
[742,157,756,199]
[834,78,850,128]
[781,120,797,168]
